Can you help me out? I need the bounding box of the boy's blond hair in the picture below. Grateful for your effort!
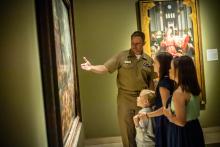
[140,89,156,106]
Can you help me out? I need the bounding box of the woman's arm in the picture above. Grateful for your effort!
[146,107,163,118]
[164,91,187,126]
[140,87,171,118]
[160,87,170,107]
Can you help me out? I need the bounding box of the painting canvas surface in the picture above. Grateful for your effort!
[53,0,75,142]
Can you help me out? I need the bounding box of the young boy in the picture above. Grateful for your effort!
[133,89,156,147]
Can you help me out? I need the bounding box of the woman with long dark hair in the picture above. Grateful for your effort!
[164,55,205,147]
[139,51,174,147]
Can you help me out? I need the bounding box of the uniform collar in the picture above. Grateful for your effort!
[142,53,150,60]
[127,49,153,64]
[127,49,137,58]
[128,49,144,58]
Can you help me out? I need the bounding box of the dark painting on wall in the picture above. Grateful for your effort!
[52,0,76,142]
[139,0,206,105]
[36,0,81,146]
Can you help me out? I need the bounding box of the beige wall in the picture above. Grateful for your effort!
[74,0,139,138]
[0,0,47,146]
[199,0,220,126]
[74,0,220,139]
[0,0,219,145]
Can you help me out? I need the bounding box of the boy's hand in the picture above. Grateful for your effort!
[133,115,140,127]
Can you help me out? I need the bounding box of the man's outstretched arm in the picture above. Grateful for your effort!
[81,57,108,74]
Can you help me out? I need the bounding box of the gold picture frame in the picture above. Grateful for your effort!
[139,0,206,105]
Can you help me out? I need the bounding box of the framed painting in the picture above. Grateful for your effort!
[35,0,81,146]
[139,0,206,105]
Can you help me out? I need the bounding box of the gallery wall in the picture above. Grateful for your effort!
[199,0,220,126]
[0,0,218,146]
[74,0,220,139]
[0,0,48,146]
[74,0,139,138]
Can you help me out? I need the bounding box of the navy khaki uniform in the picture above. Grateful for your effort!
[104,49,155,147]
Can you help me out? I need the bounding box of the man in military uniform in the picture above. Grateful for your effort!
[81,31,155,147]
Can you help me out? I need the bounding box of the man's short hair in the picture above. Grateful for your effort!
[131,31,145,42]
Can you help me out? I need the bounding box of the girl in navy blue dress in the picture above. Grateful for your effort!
[139,52,174,147]
[164,56,205,147]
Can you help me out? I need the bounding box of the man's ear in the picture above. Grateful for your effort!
[143,41,146,45]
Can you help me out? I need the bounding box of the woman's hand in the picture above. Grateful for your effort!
[163,106,173,122]
[138,112,148,120]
